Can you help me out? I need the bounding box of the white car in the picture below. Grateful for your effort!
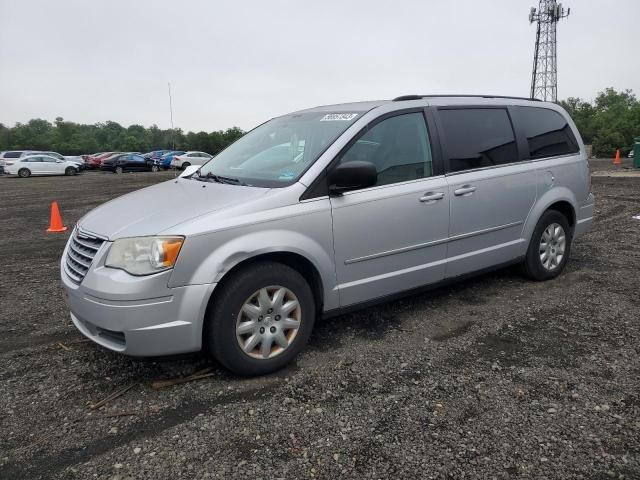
[4,154,81,177]
[40,151,85,170]
[171,151,213,169]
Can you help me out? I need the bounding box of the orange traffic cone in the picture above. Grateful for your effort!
[613,149,621,165]
[46,201,68,233]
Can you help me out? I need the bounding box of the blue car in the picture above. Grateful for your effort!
[144,150,171,161]
[159,150,186,169]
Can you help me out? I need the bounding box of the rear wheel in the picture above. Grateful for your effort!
[206,262,315,376]
[523,210,572,281]
[151,164,159,172]
[65,167,77,176]
[18,168,30,178]
[181,162,191,170]
[115,166,123,174]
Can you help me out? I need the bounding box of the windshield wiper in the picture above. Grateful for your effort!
[189,170,250,186]
[206,173,250,186]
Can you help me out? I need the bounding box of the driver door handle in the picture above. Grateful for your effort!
[454,185,477,196]
[419,192,445,203]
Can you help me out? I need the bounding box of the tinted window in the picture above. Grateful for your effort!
[439,108,518,173]
[26,157,42,162]
[42,157,57,163]
[512,107,579,159]
[338,112,433,187]
[130,155,144,162]
[5,152,22,158]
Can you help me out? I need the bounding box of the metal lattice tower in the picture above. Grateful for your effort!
[529,1,570,102]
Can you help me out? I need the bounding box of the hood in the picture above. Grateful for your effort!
[79,178,270,239]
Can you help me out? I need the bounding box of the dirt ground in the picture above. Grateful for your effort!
[0,166,639,479]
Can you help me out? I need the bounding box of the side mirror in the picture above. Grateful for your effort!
[180,165,200,178]
[328,161,377,194]
[56,160,64,163]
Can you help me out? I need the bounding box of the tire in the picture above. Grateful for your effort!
[151,165,159,172]
[18,168,30,178]
[115,166,123,174]
[181,162,191,170]
[206,261,316,376]
[65,167,77,176]
[523,210,572,281]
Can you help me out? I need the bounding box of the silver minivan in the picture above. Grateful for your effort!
[61,95,594,375]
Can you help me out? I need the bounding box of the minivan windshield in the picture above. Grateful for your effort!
[195,111,364,187]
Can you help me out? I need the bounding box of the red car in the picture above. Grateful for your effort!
[92,152,122,169]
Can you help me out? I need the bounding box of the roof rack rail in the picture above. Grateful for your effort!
[392,94,541,102]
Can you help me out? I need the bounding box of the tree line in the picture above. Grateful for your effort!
[0,118,244,156]
[1,87,638,158]
[559,87,640,157]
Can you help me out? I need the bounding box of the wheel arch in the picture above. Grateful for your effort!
[206,251,325,317]
[523,188,577,249]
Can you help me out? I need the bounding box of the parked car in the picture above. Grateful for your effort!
[5,154,81,177]
[39,151,86,171]
[147,150,172,160]
[171,151,213,169]
[0,150,38,173]
[95,152,123,167]
[1,150,37,164]
[159,150,186,169]
[100,153,160,173]
[83,152,109,169]
[60,95,594,376]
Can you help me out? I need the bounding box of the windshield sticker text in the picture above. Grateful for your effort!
[320,113,359,122]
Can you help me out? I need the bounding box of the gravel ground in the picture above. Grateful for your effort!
[0,166,639,479]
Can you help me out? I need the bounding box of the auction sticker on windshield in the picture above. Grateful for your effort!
[320,113,359,121]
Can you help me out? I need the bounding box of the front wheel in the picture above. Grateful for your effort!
[523,210,572,281]
[206,262,316,376]
[65,167,77,176]
[151,165,159,172]
[18,168,31,178]
[115,166,123,174]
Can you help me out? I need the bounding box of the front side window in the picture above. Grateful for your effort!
[439,108,518,173]
[196,111,364,187]
[337,112,433,187]
[42,157,57,163]
[511,107,579,159]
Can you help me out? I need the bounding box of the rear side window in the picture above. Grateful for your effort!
[5,151,22,158]
[512,107,579,159]
[439,108,518,173]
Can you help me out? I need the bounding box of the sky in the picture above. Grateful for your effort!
[1,0,638,132]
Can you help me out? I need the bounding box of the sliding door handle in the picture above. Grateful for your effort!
[454,185,477,196]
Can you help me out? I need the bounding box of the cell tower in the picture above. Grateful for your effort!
[529,1,570,102]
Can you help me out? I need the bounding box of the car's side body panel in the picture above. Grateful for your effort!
[330,176,449,306]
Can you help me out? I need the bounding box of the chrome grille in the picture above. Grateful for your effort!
[64,228,105,283]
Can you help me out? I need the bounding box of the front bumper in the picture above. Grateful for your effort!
[61,239,216,356]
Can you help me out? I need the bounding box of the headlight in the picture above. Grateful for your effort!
[105,236,184,275]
